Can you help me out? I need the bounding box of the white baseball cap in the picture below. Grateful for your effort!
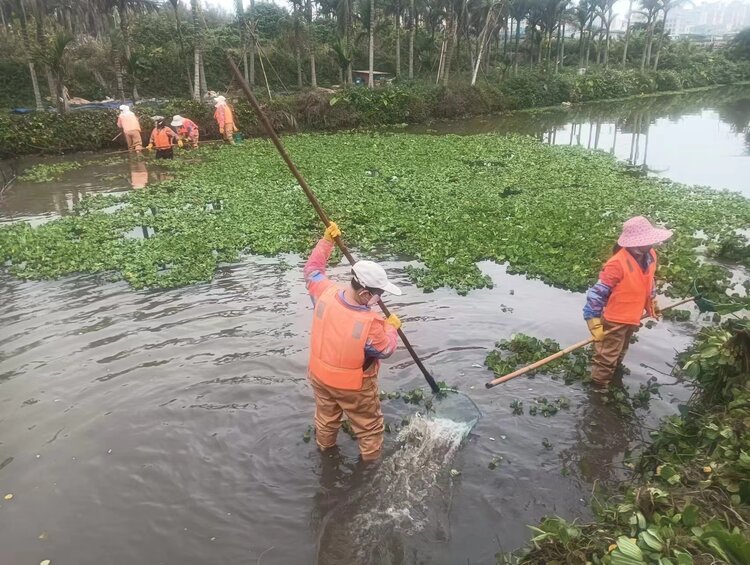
[171,115,184,127]
[352,261,402,296]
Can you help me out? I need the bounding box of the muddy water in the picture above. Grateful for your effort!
[0,86,747,564]
[0,257,697,564]
[405,85,750,195]
[0,155,170,226]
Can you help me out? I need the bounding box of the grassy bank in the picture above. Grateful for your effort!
[510,321,750,565]
[1,134,749,312]
[2,65,750,158]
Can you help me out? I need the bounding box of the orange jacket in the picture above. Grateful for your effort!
[117,113,140,132]
[308,285,380,391]
[603,248,657,325]
[214,104,235,127]
[149,127,177,150]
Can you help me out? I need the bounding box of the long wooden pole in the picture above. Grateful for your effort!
[226,54,441,394]
[485,296,696,389]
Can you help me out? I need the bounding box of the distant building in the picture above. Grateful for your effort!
[666,0,750,37]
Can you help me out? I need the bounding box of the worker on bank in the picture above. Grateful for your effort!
[171,115,199,148]
[304,222,403,461]
[213,95,237,144]
[117,105,142,154]
[583,216,673,388]
[147,116,180,159]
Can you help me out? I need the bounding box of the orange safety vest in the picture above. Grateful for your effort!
[153,128,173,150]
[308,285,379,391]
[118,113,140,132]
[214,104,234,126]
[603,248,657,325]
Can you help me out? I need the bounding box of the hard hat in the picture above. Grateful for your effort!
[171,115,184,127]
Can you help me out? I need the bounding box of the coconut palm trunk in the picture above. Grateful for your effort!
[191,0,201,99]
[17,0,43,110]
[408,0,415,79]
[118,5,139,100]
[622,0,633,65]
[395,1,401,77]
[307,0,317,87]
[652,9,669,70]
[368,0,375,87]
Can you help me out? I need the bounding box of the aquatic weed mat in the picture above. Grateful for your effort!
[1,134,749,300]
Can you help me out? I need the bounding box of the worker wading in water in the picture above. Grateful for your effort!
[171,115,199,148]
[117,105,142,154]
[583,216,673,388]
[147,116,180,159]
[213,95,237,144]
[304,222,402,461]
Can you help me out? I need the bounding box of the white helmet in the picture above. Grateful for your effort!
[214,95,226,103]
[171,115,184,127]
[119,104,130,113]
[352,261,402,295]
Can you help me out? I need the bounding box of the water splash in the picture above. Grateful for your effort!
[317,414,472,565]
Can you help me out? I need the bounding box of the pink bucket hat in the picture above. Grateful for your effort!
[617,216,673,248]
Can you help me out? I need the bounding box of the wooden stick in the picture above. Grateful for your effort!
[226,53,441,394]
[484,296,696,389]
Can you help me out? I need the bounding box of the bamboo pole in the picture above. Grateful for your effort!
[485,296,696,389]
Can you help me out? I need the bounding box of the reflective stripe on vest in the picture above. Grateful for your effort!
[603,248,657,325]
[308,285,377,391]
[153,128,172,149]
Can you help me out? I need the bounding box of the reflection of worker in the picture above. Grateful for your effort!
[117,105,142,154]
[129,158,148,189]
[171,115,199,148]
[147,116,179,159]
[304,222,402,461]
[583,216,673,388]
[213,95,237,144]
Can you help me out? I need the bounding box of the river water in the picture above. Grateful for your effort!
[0,85,748,565]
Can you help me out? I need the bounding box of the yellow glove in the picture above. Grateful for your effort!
[651,299,662,319]
[385,314,401,330]
[178,139,184,148]
[324,222,341,242]
[587,318,605,342]
[146,143,153,151]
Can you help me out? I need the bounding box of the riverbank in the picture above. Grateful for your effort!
[2,65,750,158]
[513,321,750,564]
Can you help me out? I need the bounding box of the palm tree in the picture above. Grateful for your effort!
[234,0,248,81]
[336,0,354,83]
[11,0,44,110]
[306,0,317,87]
[37,29,73,112]
[508,0,528,74]
[247,0,256,85]
[575,0,591,67]
[368,0,375,87]
[596,0,616,68]
[408,0,415,78]
[652,0,689,70]
[190,0,200,99]
[168,0,193,97]
[621,0,634,65]
[639,0,660,71]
